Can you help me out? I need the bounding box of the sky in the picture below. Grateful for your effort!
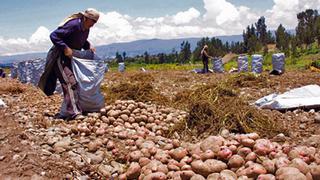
[0,0,319,56]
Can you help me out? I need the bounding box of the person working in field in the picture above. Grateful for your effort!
[38,8,100,120]
[201,45,213,73]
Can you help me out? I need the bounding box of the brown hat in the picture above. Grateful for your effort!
[83,8,100,22]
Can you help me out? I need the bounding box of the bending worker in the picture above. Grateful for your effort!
[39,8,100,120]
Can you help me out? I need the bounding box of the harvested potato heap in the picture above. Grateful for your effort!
[37,100,320,179]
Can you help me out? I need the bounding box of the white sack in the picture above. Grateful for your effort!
[61,50,106,114]
[252,54,263,74]
[238,55,248,72]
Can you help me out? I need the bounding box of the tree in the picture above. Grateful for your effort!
[179,41,191,64]
[255,16,268,45]
[144,51,149,64]
[275,24,290,55]
[115,51,123,63]
[296,9,318,48]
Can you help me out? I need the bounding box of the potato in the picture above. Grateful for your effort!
[217,147,232,160]
[129,150,143,162]
[139,157,151,167]
[143,172,167,180]
[190,174,205,180]
[237,147,252,158]
[245,152,257,162]
[275,157,290,169]
[180,170,195,180]
[207,173,220,180]
[200,136,225,153]
[290,158,309,174]
[310,165,320,180]
[241,138,255,148]
[253,139,274,156]
[228,155,245,168]
[200,150,215,161]
[205,159,228,173]
[220,169,237,180]
[276,167,305,180]
[126,162,141,180]
[191,160,211,177]
[262,159,276,174]
[169,147,188,161]
[257,174,275,180]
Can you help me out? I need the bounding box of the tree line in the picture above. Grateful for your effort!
[113,9,320,65]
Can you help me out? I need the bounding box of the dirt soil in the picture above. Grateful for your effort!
[0,69,320,179]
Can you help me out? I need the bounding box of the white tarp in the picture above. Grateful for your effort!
[255,84,320,110]
[0,99,7,108]
[61,50,106,114]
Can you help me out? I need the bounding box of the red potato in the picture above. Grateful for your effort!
[290,158,310,174]
[126,162,141,180]
[169,147,188,161]
[129,150,143,162]
[143,172,167,180]
[276,167,306,180]
[245,152,257,162]
[237,163,267,178]
[262,159,276,174]
[207,173,220,180]
[241,138,255,148]
[220,169,237,180]
[257,174,276,180]
[200,150,215,161]
[191,160,211,177]
[237,147,252,158]
[217,146,232,160]
[228,155,245,168]
[205,159,228,173]
[275,157,290,169]
[247,133,260,140]
[200,136,225,153]
[181,165,192,170]
[190,174,206,180]
[310,165,320,179]
[228,145,238,154]
[253,139,274,156]
[180,170,195,180]
[139,157,151,167]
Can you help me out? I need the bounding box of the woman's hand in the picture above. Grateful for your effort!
[64,47,73,59]
[90,46,96,53]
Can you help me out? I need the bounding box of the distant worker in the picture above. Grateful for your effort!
[201,45,213,73]
[0,68,5,78]
[38,8,100,120]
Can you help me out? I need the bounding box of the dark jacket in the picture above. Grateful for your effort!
[38,18,91,96]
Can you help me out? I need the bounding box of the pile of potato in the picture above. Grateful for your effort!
[70,100,320,179]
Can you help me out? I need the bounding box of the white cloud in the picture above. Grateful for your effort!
[172,7,200,25]
[1,0,320,56]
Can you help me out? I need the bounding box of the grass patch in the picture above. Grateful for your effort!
[168,75,284,140]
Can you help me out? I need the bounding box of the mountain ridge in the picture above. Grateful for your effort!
[0,35,243,66]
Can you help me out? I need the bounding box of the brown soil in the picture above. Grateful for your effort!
[0,69,320,178]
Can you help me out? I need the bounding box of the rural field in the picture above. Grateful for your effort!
[0,65,320,179]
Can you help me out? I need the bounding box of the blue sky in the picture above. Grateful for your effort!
[0,0,318,55]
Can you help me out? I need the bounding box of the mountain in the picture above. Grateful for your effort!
[96,35,243,58]
[0,35,243,66]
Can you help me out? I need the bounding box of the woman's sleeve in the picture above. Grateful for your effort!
[50,22,75,51]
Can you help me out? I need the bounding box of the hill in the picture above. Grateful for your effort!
[0,35,242,66]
